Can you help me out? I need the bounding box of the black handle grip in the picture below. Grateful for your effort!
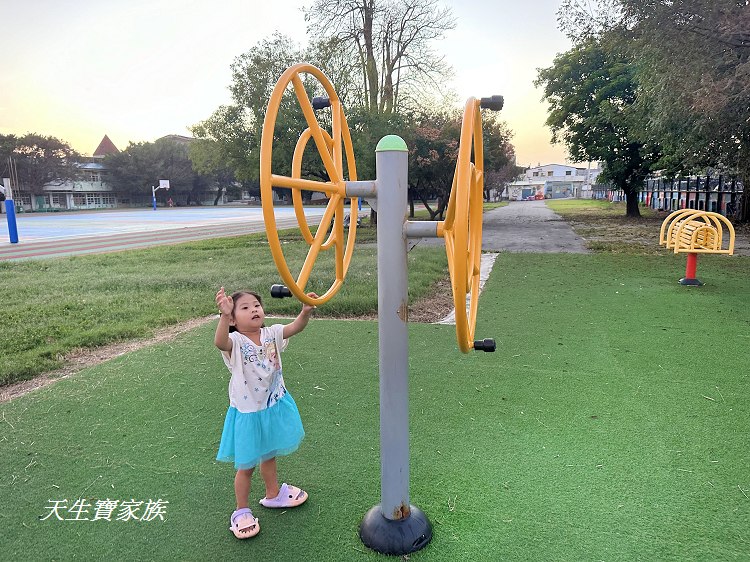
[480,95,504,111]
[312,97,331,110]
[473,338,496,352]
[270,284,292,298]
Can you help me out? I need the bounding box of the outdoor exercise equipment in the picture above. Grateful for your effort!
[261,63,500,556]
[659,209,736,285]
[438,95,502,352]
[260,63,359,307]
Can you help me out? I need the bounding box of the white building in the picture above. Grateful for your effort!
[506,163,601,200]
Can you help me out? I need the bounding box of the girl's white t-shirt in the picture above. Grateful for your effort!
[220,325,289,414]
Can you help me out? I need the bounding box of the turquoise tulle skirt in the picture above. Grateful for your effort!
[216,392,305,470]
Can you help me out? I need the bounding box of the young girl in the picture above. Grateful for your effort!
[214,286,316,539]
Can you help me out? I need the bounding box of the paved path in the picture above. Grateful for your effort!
[482,200,589,253]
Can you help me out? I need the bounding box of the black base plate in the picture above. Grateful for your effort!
[359,504,432,555]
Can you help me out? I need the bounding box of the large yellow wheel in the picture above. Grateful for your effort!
[439,98,486,353]
[260,64,358,306]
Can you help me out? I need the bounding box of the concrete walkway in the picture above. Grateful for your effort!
[482,200,589,253]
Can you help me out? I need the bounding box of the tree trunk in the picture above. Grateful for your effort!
[213,186,224,206]
[625,188,641,217]
[436,196,447,221]
[740,174,750,223]
[362,1,379,113]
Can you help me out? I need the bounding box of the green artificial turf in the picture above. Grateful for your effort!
[1,252,748,560]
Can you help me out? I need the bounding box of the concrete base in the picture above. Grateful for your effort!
[679,277,704,286]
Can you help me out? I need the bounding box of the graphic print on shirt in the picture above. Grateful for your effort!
[264,340,283,407]
[240,341,258,365]
[237,334,285,408]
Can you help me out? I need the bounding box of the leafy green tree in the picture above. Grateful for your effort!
[190,105,256,185]
[105,138,208,205]
[407,109,459,218]
[619,0,750,220]
[191,1,517,220]
[536,39,660,217]
[190,33,327,202]
[482,114,518,200]
[0,133,80,195]
[406,108,515,219]
[559,0,750,220]
[189,139,241,205]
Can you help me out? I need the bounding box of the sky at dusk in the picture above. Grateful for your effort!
[0,0,572,167]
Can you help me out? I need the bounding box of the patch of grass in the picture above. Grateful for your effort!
[1,252,748,560]
[0,229,445,386]
[546,198,629,216]
[483,201,508,211]
[585,241,663,255]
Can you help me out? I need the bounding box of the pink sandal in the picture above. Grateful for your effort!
[229,508,260,539]
[259,483,308,508]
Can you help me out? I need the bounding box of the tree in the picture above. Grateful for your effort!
[189,139,241,205]
[407,108,516,218]
[558,0,750,221]
[191,1,518,219]
[0,133,80,195]
[304,0,455,114]
[482,115,518,201]
[191,33,326,200]
[535,39,661,217]
[619,0,750,221]
[105,138,207,205]
[190,104,257,184]
[408,109,459,218]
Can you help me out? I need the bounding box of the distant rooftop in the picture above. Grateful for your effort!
[157,134,195,144]
[93,135,119,157]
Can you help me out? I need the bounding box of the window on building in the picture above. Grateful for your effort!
[565,170,572,175]
[73,194,86,206]
[86,193,102,206]
[547,171,553,176]
[533,172,539,177]
[89,172,101,182]
[101,194,116,205]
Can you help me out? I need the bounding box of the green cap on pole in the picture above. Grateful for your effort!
[376,135,408,152]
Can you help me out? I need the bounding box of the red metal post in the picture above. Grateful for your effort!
[679,252,703,286]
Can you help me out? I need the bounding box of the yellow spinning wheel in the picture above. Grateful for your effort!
[260,63,358,306]
[438,97,494,353]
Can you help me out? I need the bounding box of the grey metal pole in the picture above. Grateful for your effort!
[375,136,410,516]
[358,135,432,555]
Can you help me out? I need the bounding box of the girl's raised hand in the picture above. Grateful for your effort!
[302,292,319,315]
[216,287,234,317]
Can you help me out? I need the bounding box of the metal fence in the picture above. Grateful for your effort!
[592,176,745,218]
